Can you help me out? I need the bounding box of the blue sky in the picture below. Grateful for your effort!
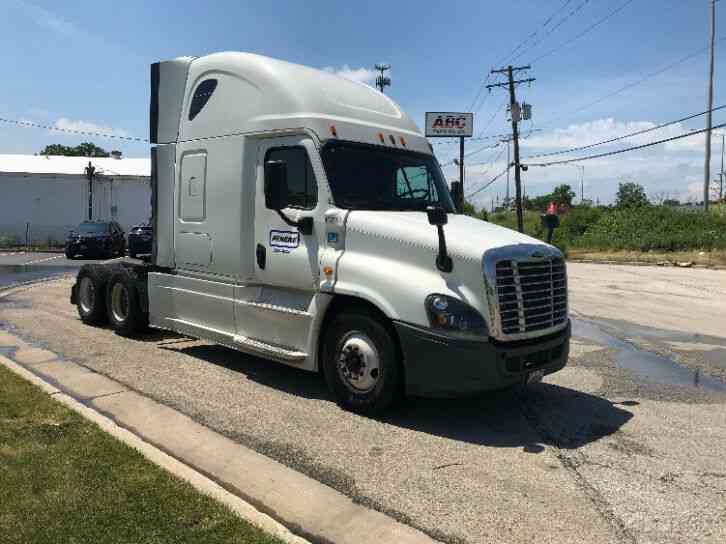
[1,0,724,205]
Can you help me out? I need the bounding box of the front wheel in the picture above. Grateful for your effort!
[322,311,402,416]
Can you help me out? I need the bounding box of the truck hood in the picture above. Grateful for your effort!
[345,211,552,262]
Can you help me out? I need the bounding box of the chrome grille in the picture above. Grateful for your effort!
[495,258,567,335]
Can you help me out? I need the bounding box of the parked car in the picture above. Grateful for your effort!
[127,224,153,258]
[65,221,126,259]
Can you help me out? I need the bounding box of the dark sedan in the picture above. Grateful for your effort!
[65,221,126,259]
[127,224,153,259]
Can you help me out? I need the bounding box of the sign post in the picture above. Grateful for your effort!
[425,112,473,213]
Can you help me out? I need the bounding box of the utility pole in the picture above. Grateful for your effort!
[84,161,96,221]
[720,131,725,201]
[374,63,391,94]
[704,0,717,210]
[488,65,535,232]
[501,136,512,206]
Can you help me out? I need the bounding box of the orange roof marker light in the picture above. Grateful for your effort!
[330,125,338,137]
[378,132,385,143]
[399,136,407,147]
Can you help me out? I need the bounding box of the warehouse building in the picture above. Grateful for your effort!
[0,154,150,246]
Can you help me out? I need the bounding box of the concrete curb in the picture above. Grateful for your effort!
[0,354,311,544]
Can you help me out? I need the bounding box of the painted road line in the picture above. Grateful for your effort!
[24,255,63,265]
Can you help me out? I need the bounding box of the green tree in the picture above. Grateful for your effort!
[615,182,649,208]
[552,184,576,208]
[39,142,109,157]
[462,199,477,216]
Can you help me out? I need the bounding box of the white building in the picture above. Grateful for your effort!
[0,154,151,245]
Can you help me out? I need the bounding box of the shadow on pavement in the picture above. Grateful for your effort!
[170,342,634,451]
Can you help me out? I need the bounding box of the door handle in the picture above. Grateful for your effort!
[256,244,266,270]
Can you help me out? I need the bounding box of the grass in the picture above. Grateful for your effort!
[0,364,283,544]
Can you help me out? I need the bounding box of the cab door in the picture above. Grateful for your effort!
[234,135,323,354]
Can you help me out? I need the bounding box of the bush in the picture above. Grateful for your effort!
[487,206,726,252]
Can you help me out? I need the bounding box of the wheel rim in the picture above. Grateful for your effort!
[336,332,381,393]
[110,282,130,323]
[79,277,95,314]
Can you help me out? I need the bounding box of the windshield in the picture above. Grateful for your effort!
[78,223,108,234]
[321,142,455,212]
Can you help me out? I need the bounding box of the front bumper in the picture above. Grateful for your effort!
[394,320,570,397]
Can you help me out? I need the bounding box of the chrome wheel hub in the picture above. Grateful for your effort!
[110,283,129,323]
[337,332,381,393]
[79,277,95,314]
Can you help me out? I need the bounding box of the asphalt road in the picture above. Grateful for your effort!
[0,251,106,288]
[1,261,725,544]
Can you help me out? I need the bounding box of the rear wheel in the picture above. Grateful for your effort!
[106,269,148,336]
[75,265,110,325]
[322,310,402,416]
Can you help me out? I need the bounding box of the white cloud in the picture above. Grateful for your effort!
[52,118,129,138]
[323,65,377,85]
[11,0,76,37]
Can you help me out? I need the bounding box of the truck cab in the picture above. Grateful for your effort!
[71,52,569,415]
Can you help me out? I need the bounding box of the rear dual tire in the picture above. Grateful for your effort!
[105,269,148,336]
[75,264,111,325]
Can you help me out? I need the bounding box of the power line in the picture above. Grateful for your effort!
[540,36,726,128]
[430,131,514,145]
[466,165,511,199]
[522,104,726,160]
[512,0,593,62]
[0,116,147,142]
[530,0,636,64]
[495,0,575,66]
[524,121,726,167]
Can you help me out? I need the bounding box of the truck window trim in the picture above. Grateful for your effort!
[264,145,318,211]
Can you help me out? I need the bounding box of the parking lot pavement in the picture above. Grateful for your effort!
[1,264,725,543]
[0,252,107,288]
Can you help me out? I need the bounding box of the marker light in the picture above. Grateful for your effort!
[400,136,407,147]
[378,132,385,143]
[323,266,333,276]
[330,125,337,137]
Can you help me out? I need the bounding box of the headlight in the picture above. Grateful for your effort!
[425,294,488,338]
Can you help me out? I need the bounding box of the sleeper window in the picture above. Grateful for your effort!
[188,79,218,121]
[265,147,318,209]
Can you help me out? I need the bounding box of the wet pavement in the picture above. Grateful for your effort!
[0,252,107,288]
[572,319,726,393]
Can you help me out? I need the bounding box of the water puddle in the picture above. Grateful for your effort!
[0,265,77,288]
[572,319,726,393]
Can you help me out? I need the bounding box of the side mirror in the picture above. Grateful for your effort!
[264,160,289,210]
[426,206,452,273]
[449,182,462,213]
[426,206,448,226]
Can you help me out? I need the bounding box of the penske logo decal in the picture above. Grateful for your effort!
[269,230,300,250]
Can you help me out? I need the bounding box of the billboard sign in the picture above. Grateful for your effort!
[425,112,473,137]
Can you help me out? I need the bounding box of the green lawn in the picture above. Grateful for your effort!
[0,363,283,544]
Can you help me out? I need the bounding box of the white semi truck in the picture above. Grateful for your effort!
[70,52,570,415]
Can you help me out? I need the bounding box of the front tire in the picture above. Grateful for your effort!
[106,269,148,336]
[322,311,402,416]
